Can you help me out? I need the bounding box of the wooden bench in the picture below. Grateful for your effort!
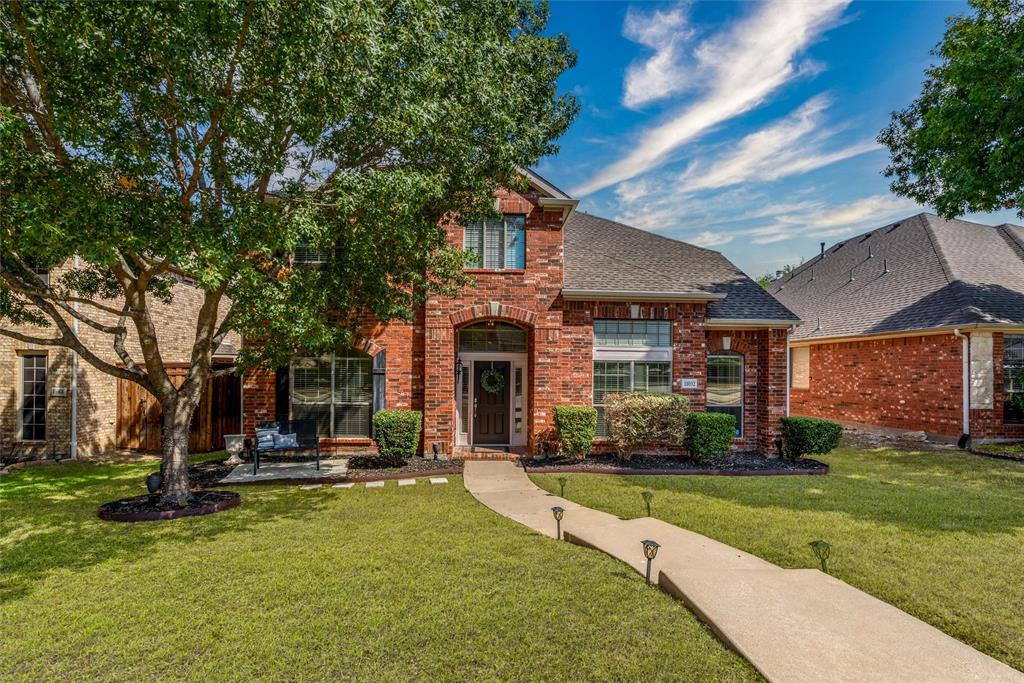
[250,420,321,474]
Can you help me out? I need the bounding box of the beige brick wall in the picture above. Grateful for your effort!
[1,259,239,458]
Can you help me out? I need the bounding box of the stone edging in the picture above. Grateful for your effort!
[521,464,828,477]
[209,468,463,487]
[967,448,1024,463]
[98,491,240,522]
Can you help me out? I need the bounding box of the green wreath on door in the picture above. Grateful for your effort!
[480,368,506,394]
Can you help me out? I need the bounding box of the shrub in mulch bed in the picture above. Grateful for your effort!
[524,451,827,475]
[98,490,240,522]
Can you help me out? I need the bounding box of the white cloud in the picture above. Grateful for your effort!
[688,230,734,248]
[622,3,695,109]
[573,0,851,196]
[679,95,878,192]
[743,194,920,244]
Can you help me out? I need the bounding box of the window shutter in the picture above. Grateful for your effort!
[274,366,290,423]
[372,350,386,412]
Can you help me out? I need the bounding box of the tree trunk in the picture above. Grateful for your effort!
[159,398,199,506]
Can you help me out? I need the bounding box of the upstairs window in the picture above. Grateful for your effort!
[464,215,525,270]
[1004,335,1024,424]
[294,243,332,265]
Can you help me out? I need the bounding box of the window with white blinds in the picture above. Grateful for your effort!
[464,215,525,269]
[707,352,743,437]
[291,351,373,437]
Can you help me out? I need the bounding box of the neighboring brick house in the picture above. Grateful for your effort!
[242,170,800,457]
[1,262,240,460]
[772,213,1024,443]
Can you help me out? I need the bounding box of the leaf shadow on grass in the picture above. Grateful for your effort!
[564,449,1024,535]
[0,461,333,604]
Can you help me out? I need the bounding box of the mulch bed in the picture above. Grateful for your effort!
[346,456,464,481]
[523,451,827,476]
[98,490,240,522]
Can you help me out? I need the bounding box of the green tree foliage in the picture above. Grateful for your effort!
[878,0,1024,218]
[0,0,576,504]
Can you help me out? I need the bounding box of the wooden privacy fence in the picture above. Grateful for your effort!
[116,366,241,453]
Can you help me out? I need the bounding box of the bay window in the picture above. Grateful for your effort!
[464,215,526,269]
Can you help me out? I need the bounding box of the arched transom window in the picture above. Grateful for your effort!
[458,322,527,353]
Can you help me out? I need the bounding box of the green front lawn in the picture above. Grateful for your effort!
[532,446,1024,671]
[0,459,756,682]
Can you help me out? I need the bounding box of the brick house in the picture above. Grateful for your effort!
[772,213,1024,443]
[1,263,240,460]
[242,170,800,457]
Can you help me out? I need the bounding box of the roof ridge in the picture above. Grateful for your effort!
[572,212,723,256]
[919,213,980,324]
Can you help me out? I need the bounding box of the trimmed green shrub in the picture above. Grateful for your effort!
[604,392,689,461]
[779,416,842,459]
[685,412,736,459]
[373,409,422,464]
[553,405,597,460]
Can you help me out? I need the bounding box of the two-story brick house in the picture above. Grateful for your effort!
[242,170,801,456]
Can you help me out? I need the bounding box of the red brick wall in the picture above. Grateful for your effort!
[790,334,964,438]
[972,332,1024,440]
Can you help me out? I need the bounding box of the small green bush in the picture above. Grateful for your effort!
[685,412,736,459]
[780,416,842,459]
[604,392,689,461]
[373,409,422,464]
[553,405,597,460]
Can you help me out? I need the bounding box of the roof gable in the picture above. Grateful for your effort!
[563,213,800,322]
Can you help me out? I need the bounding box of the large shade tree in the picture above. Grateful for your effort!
[878,0,1024,219]
[0,0,576,504]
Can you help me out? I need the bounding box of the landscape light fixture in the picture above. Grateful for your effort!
[551,506,565,540]
[641,539,660,586]
[809,539,831,574]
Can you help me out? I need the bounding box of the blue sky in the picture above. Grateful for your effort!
[537,0,1019,277]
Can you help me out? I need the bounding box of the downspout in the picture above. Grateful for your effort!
[70,256,80,459]
[953,328,969,442]
[785,326,793,417]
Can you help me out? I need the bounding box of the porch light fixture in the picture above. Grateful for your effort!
[641,539,660,586]
[808,539,831,574]
[455,357,463,380]
[551,506,565,540]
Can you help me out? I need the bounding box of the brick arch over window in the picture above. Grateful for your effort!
[354,338,385,358]
[708,334,756,356]
[449,303,537,328]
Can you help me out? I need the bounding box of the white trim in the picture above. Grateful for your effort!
[563,289,727,302]
[707,318,803,329]
[955,328,971,435]
[593,347,672,362]
[790,323,1024,346]
[516,166,572,199]
[456,352,529,448]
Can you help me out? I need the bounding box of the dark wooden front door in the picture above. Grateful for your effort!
[473,361,510,445]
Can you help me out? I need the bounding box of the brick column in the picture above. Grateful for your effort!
[757,328,788,453]
[422,324,455,452]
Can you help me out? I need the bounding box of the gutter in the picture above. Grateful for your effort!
[706,318,803,329]
[562,289,727,303]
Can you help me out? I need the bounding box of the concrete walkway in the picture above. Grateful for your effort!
[464,461,1022,683]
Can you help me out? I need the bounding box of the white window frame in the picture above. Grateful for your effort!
[707,351,744,437]
[16,352,47,442]
[290,352,373,438]
[592,320,673,437]
[463,215,526,270]
[1004,335,1024,424]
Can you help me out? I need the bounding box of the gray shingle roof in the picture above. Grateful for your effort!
[771,212,1024,341]
[563,212,800,322]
